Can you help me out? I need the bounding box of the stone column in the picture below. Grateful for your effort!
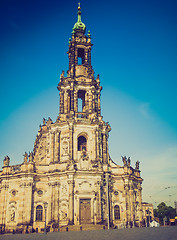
[66,90,70,113]
[124,184,129,224]
[59,90,64,114]
[53,182,60,222]
[50,132,55,163]
[74,90,78,113]
[75,47,78,66]
[88,90,92,113]
[64,91,68,114]
[91,197,94,223]
[102,133,107,164]
[71,90,74,112]
[48,182,53,222]
[88,49,91,66]
[74,196,79,225]
[106,133,109,164]
[95,129,98,160]
[92,90,95,112]
[85,91,89,113]
[138,185,143,223]
[68,178,74,224]
[85,50,88,65]
[69,125,73,160]
[55,131,60,163]
[98,90,101,115]
[97,181,102,222]
[0,183,9,228]
[129,183,134,224]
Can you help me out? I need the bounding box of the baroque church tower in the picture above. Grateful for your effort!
[0,5,145,233]
[56,3,111,170]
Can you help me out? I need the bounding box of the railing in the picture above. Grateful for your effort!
[10,164,21,173]
[77,112,88,119]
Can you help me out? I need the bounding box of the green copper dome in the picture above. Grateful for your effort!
[73,3,86,34]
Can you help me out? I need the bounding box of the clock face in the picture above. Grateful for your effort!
[114,191,118,196]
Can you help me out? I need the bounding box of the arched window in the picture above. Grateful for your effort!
[78,48,85,65]
[36,205,43,221]
[78,90,86,112]
[78,136,87,151]
[114,205,120,220]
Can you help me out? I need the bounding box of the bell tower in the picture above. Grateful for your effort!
[57,4,103,123]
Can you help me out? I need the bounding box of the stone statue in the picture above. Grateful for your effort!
[122,156,127,166]
[96,74,100,82]
[3,155,10,167]
[127,157,131,167]
[11,210,15,221]
[60,70,65,79]
[135,161,140,170]
[47,117,53,125]
[29,152,33,163]
[43,118,46,125]
[23,152,28,164]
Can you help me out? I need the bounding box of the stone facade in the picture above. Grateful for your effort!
[0,5,146,233]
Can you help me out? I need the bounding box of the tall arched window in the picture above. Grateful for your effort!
[114,205,120,220]
[78,136,87,151]
[78,90,86,112]
[36,205,43,221]
[78,48,85,65]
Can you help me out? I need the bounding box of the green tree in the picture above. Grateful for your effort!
[154,202,176,225]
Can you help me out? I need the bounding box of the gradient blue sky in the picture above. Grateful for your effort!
[0,0,177,208]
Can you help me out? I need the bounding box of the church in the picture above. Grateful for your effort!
[0,5,146,233]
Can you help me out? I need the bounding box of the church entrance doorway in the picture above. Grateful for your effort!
[79,199,91,224]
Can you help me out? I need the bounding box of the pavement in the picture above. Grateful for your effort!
[0,226,177,240]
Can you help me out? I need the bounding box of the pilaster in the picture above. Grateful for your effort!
[55,131,60,162]
[67,178,74,223]
[50,132,55,163]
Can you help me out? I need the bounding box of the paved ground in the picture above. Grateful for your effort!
[0,227,177,240]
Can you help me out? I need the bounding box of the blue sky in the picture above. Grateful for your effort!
[0,0,177,208]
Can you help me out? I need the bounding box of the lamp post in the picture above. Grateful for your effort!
[44,202,48,234]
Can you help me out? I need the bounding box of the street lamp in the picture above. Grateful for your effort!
[44,202,48,234]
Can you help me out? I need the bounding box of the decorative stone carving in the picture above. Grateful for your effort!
[61,184,67,196]
[80,150,89,170]
[61,210,67,220]
[61,137,70,161]
[127,157,131,167]
[43,118,46,125]
[23,152,28,164]
[11,209,15,221]
[3,156,10,167]
[135,161,140,170]
[29,152,33,162]
[122,156,127,166]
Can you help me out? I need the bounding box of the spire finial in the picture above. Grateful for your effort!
[73,3,86,34]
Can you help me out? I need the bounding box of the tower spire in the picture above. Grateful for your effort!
[73,3,86,34]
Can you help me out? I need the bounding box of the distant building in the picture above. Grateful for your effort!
[0,5,149,233]
[142,202,154,226]
[175,201,177,215]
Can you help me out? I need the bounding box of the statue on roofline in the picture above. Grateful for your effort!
[3,155,10,167]
[23,152,28,164]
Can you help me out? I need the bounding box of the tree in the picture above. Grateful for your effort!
[154,202,176,225]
